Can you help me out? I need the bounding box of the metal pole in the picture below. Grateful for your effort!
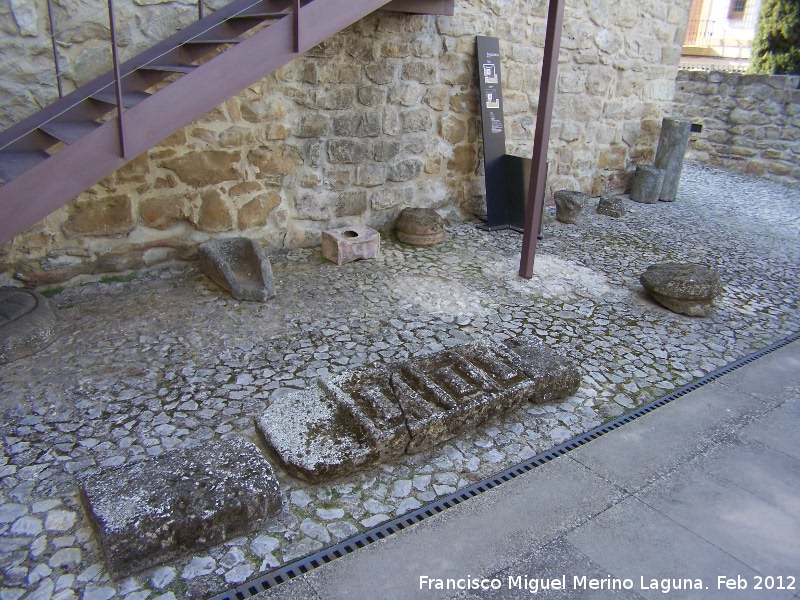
[198,0,204,20]
[46,0,63,98]
[107,0,127,158]
[518,0,565,279]
[293,0,300,53]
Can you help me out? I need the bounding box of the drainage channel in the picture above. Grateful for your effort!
[211,331,800,600]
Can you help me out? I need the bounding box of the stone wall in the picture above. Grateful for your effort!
[0,0,692,285]
[673,70,800,184]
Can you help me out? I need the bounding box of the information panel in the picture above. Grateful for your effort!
[476,36,524,231]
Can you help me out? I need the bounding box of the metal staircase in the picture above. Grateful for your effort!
[0,0,453,245]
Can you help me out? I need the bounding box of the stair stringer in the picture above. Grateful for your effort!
[0,0,398,245]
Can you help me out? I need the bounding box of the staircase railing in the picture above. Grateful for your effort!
[0,0,453,244]
[2,0,213,130]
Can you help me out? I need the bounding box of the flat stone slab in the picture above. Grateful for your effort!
[80,436,282,578]
[322,226,380,265]
[198,237,276,302]
[258,339,580,483]
[640,262,722,317]
[0,287,59,364]
[395,208,446,246]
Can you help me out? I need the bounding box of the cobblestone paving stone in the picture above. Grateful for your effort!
[1,163,798,599]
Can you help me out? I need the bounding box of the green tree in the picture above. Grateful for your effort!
[750,0,800,74]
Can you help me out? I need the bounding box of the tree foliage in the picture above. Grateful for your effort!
[750,0,800,74]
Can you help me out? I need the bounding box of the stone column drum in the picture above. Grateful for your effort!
[654,117,692,202]
[630,165,666,204]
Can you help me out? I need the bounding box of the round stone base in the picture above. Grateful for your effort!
[395,208,446,246]
[640,263,721,318]
[396,230,446,246]
[0,287,59,364]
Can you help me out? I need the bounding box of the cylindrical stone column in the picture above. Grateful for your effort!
[654,117,692,202]
[630,165,666,204]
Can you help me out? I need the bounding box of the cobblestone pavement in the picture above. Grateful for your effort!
[1,162,799,600]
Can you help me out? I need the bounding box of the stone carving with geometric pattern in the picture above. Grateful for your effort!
[257,339,580,483]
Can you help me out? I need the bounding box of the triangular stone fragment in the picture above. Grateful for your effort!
[198,237,276,302]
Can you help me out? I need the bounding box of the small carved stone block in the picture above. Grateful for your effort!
[321,226,380,265]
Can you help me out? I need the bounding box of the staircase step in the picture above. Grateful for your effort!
[184,38,242,45]
[229,10,289,21]
[39,121,102,145]
[140,64,198,74]
[91,90,151,108]
[0,151,49,183]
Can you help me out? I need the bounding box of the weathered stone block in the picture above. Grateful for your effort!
[296,114,329,138]
[356,163,387,187]
[389,159,423,182]
[257,387,378,483]
[504,338,581,404]
[256,339,580,483]
[630,165,665,204]
[80,436,282,578]
[63,195,134,237]
[373,140,400,163]
[295,192,332,221]
[335,190,368,217]
[160,151,241,187]
[328,140,369,164]
[448,144,479,174]
[554,190,587,224]
[402,109,432,133]
[198,237,276,302]
[248,144,303,178]
[195,190,234,232]
[596,195,627,218]
[372,186,412,211]
[440,115,467,144]
[365,63,396,85]
[321,226,380,266]
[0,288,59,365]
[238,193,281,229]
[640,262,721,317]
[333,112,382,137]
[140,195,187,230]
[402,61,436,84]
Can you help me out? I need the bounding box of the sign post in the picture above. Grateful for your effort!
[476,36,524,232]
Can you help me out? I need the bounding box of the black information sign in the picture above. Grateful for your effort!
[476,36,524,232]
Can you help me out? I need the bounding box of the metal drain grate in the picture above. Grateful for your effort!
[212,331,800,600]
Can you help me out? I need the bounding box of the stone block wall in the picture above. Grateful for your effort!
[673,70,800,184]
[0,0,691,285]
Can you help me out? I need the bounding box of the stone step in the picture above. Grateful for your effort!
[257,338,580,483]
[80,436,283,578]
